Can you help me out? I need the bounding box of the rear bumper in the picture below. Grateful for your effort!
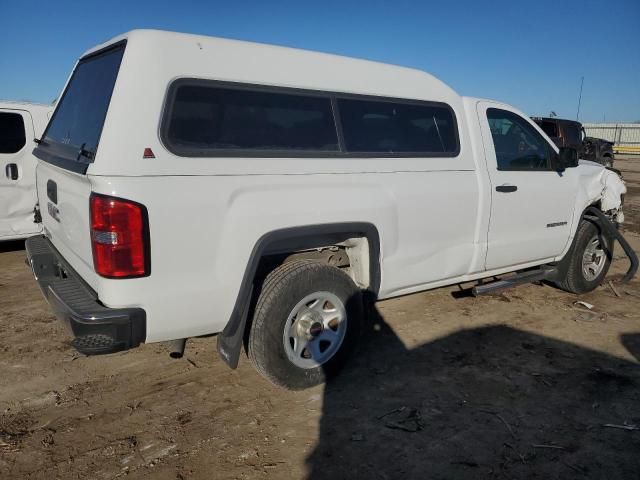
[25,235,146,355]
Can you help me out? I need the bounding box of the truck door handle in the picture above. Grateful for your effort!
[5,163,18,180]
[496,184,517,193]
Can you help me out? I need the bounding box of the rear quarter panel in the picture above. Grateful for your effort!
[90,169,480,343]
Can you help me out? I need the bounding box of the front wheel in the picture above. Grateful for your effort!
[554,220,612,294]
[248,260,363,390]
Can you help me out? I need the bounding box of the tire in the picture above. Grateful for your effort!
[554,220,612,294]
[603,157,613,168]
[248,260,363,390]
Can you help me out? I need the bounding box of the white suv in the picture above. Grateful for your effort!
[26,30,633,389]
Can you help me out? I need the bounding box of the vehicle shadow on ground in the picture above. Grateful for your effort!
[307,298,640,479]
[0,239,25,253]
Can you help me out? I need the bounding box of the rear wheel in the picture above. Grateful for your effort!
[248,260,363,390]
[555,220,612,294]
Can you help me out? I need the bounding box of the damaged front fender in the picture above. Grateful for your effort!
[556,162,628,261]
[562,163,637,282]
[578,160,626,221]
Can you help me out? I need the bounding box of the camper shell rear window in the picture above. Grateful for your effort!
[34,41,126,173]
[161,79,460,158]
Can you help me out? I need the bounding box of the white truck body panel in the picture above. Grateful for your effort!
[0,102,51,240]
[33,30,625,346]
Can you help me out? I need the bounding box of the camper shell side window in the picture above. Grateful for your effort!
[161,79,460,158]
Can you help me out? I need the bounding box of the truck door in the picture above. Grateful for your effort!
[476,102,579,270]
[0,109,39,239]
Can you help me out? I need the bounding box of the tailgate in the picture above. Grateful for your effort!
[37,161,98,289]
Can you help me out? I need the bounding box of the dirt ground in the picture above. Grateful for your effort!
[1,157,640,480]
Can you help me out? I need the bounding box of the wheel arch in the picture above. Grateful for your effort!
[216,222,381,368]
[554,200,620,278]
[558,201,602,259]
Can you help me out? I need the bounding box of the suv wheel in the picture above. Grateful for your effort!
[248,260,363,390]
[555,220,612,294]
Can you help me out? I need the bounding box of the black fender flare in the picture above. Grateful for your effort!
[552,206,637,283]
[216,222,381,368]
[584,207,637,282]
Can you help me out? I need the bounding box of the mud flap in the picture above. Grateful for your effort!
[216,296,252,369]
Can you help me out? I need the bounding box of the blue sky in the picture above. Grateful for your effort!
[1,0,638,122]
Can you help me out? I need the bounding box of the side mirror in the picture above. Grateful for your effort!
[552,147,579,170]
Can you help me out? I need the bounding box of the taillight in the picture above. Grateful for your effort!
[90,194,150,278]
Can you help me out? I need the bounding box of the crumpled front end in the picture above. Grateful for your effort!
[579,160,626,224]
[573,162,637,282]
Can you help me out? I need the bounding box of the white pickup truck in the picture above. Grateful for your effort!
[0,101,51,240]
[26,30,635,390]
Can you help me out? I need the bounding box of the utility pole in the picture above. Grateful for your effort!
[576,76,584,121]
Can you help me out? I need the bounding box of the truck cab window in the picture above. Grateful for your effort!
[487,109,552,171]
[337,98,458,154]
[0,112,26,154]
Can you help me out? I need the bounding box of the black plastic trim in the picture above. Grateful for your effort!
[33,143,92,174]
[496,167,556,172]
[25,235,146,355]
[585,206,638,282]
[551,205,638,284]
[471,267,557,296]
[159,78,461,159]
[46,180,57,204]
[216,222,381,368]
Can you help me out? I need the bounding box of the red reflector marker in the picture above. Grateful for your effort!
[143,147,155,159]
[90,194,150,278]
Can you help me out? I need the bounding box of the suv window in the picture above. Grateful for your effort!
[41,42,125,166]
[487,109,552,171]
[563,122,582,145]
[164,82,339,155]
[538,120,558,138]
[0,112,26,154]
[337,98,458,154]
